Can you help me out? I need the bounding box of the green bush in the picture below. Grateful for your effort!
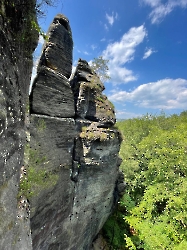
[104,111,187,249]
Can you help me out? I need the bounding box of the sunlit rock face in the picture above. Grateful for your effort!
[38,14,73,79]
[31,13,74,118]
[0,1,38,249]
[0,8,124,249]
[29,14,124,248]
[71,59,116,127]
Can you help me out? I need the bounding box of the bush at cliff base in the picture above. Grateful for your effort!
[103,111,187,250]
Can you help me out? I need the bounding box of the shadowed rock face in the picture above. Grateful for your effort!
[0,1,38,249]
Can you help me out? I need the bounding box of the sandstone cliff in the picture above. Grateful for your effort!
[0,1,38,249]
[0,8,125,250]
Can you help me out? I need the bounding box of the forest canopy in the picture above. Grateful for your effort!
[103,111,187,249]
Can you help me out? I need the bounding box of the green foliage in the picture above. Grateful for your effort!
[89,56,111,82]
[0,1,39,58]
[35,1,64,40]
[31,20,48,40]
[0,0,51,58]
[103,209,128,250]
[104,111,187,249]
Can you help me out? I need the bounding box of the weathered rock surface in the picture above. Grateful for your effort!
[30,67,75,117]
[29,14,124,249]
[0,1,38,249]
[71,59,116,127]
[38,14,73,79]
[30,115,75,169]
[0,7,125,250]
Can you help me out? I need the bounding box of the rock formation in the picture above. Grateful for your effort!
[29,14,125,249]
[0,1,38,249]
[0,7,125,250]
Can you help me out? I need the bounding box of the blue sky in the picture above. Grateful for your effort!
[32,0,187,119]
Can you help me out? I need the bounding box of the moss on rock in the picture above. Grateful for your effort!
[80,125,115,142]
[18,144,58,200]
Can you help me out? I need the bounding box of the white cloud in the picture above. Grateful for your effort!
[83,51,90,55]
[105,12,118,26]
[102,25,147,84]
[103,25,147,65]
[91,44,97,50]
[141,0,187,23]
[108,65,138,83]
[101,38,106,42]
[109,78,187,109]
[142,47,157,59]
[141,0,161,8]
[104,24,109,31]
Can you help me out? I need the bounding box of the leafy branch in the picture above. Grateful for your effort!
[89,56,111,83]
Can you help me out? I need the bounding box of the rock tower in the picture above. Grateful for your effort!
[0,10,125,249]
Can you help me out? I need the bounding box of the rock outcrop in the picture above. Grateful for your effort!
[29,14,125,249]
[0,1,38,249]
[70,59,116,126]
[0,7,125,250]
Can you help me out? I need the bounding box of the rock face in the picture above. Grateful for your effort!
[30,67,75,117]
[0,8,125,249]
[70,59,116,126]
[38,14,73,79]
[0,1,38,249]
[29,14,125,250]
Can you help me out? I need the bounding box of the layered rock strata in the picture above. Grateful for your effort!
[0,6,125,249]
[29,14,125,250]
